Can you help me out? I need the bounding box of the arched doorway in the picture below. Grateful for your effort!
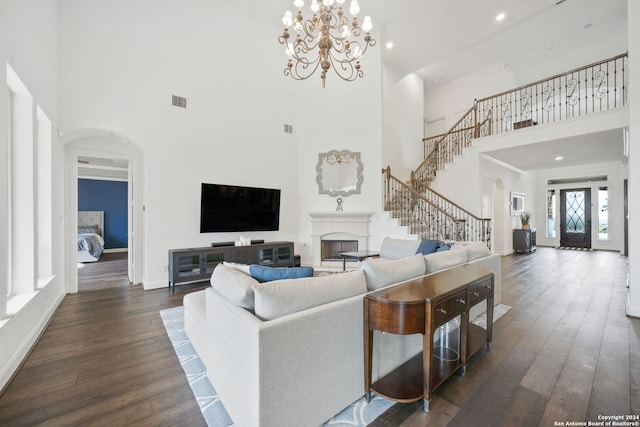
[63,130,144,293]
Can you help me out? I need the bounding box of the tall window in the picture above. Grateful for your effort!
[546,189,556,238]
[5,89,13,299]
[36,106,53,287]
[4,63,42,315]
[598,186,609,240]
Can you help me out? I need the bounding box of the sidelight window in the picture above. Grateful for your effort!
[546,189,556,238]
[598,187,609,240]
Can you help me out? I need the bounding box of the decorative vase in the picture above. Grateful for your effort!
[522,224,530,230]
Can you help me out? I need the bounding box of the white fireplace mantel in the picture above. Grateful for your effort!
[309,212,373,268]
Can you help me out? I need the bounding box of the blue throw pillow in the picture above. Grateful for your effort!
[249,265,314,282]
[436,241,453,252]
[415,239,440,255]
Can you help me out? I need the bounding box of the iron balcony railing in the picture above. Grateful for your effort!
[418,53,628,185]
[476,52,628,135]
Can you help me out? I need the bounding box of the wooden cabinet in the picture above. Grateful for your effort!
[363,264,494,411]
[168,241,294,292]
[513,228,536,253]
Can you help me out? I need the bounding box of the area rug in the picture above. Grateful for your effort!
[471,304,511,329]
[159,306,394,426]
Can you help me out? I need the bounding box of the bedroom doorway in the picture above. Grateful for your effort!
[77,158,130,290]
[65,130,144,294]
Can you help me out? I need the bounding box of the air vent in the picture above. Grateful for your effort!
[284,124,293,134]
[172,95,187,108]
[547,175,607,185]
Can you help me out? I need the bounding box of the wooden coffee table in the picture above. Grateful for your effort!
[339,250,379,271]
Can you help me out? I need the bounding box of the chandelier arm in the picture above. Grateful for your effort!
[285,57,323,81]
[326,53,363,82]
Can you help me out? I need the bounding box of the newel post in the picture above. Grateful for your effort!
[383,167,391,205]
[473,98,480,138]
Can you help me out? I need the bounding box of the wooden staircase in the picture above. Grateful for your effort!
[382,53,628,249]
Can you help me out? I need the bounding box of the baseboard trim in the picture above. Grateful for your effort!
[103,248,128,254]
[0,287,65,395]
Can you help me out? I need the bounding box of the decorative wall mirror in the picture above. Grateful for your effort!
[316,149,363,197]
[511,192,526,216]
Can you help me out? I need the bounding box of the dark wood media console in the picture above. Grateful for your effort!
[168,241,294,292]
[363,264,494,411]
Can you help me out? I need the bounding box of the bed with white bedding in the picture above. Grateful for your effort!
[77,210,105,263]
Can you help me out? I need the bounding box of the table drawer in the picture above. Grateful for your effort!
[469,278,493,305]
[433,290,467,325]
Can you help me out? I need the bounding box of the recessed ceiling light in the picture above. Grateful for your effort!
[555,156,564,161]
[495,12,505,21]
[385,41,394,49]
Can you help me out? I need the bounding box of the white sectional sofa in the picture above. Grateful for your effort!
[183,239,501,427]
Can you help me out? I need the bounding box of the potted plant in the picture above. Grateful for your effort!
[520,212,531,229]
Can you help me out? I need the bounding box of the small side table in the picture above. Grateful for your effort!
[339,250,380,271]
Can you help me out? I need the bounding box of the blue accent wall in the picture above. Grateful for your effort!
[78,179,128,249]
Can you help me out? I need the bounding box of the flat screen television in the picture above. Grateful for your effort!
[200,183,281,232]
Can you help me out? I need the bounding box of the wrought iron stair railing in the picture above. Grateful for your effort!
[382,167,482,245]
[412,178,491,246]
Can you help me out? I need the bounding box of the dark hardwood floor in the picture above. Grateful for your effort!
[0,248,637,426]
[371,248,640,426]
[0,252,209,426]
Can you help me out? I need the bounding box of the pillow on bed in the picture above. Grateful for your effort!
[78,225,100,235]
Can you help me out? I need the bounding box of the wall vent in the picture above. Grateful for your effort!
[284,124,293,134]
[172,95,187,108]
[547,175,607,185]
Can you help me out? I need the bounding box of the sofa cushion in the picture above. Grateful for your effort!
[379,237,421,260]
[454,241,491,260]
[415,239,440,255]
[210,263,259,310]
[252,270,367,321]
[249,265,314,282]
[424,250,468,273]
[360,254,426,291]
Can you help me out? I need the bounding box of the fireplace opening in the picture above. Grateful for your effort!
[321,240,357,261]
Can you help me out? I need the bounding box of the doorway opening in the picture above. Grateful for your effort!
[65,130,143,294]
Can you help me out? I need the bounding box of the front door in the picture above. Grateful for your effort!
[560,188,591,249]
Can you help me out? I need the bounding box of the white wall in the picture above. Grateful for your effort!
[0,0,65,392]
[626,0,640,317]
[58,0,384,283]
[424,61,518,128]
[381,65,424,180]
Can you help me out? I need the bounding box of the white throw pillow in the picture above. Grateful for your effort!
[223,261,251,275]
[459,241,491,260]
[252,270,367,321]
[210,263,259,310]
[424,250,468,273]
[379,237,421,260]
[360,254,426,291]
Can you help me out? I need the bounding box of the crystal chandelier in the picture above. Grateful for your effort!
[278,0,376,88]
